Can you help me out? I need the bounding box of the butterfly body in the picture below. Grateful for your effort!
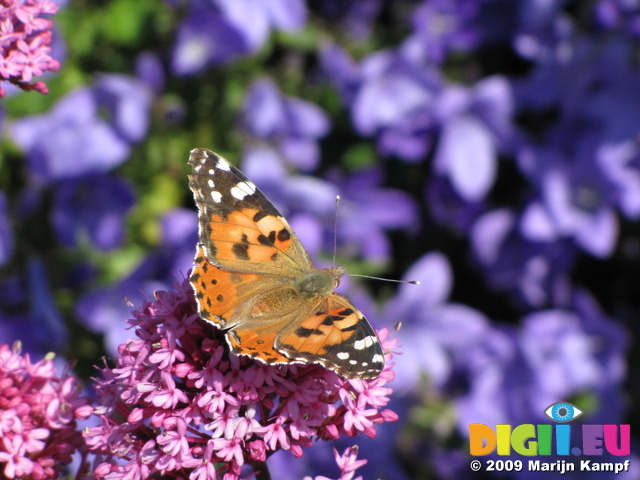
[188,148,383,379]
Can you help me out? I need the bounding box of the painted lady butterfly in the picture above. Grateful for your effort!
[188,148,384,379]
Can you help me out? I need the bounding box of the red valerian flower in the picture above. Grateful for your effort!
[85,278,398,480]
[0,342,92,480]
[0,0,59,97]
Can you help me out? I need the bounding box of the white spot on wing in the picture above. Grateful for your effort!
[372,354,384,364]
[217,159,231,171]
[210,191,223,203]
[230,181,257,200]
[354,335,376,350]
[208,169,215,175]
[337,352,350,360]
[207,179,215,188]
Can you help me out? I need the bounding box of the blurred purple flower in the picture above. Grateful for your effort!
[595,0,640,37]
[51,174,135,251]
[453,290,626,431]
[93,73,153,143]
[75,208,198,354]
[405,0,527,62]
[518,143,619,258]
[425,177,488,233]
[347,48,443,161]
[383,252,493,395]
[11,88,130,183]
[0,190,13,265]
[214,0,307,52]
[315,0,382,41]
[241,79,330,171]
[85,278,398,480]
[452,325,525,428]
[518,290,627,419]
[319,43,360,105]
[328,167,418,262]
[432,76,513,202]
[171,8,246,75]
[512,0,573,61]
[0,0,60,97]
[404,0,481,63]
[0,261,69,357]
[135,51,165,94]
[471,207,575,307]
[516,37,640,139]
[171,0,306,75]
[598,139,640,220]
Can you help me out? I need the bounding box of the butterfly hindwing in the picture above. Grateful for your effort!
[275,294,384,379]
[190,245,259,328]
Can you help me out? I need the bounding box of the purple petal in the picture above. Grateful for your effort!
[95,74,153,143]
[395,252,453,309]
[575,207,618,258]
[435,115,496,202]
[136,51,165,94]
[352,70,433,134]
[520,201,559,242]
[279,137,320,171]
[394,326,450,393]
[12,88,130,182]
[172,9,246,75]
[52,175,135,251]
[243,79,287,138]
[263,0,307,31]
[160,208,198,247]
[215,0,272,51]
[242,146,287,182]
[471,208,515,264]
[286,98,330,138]
[471,75,514,140]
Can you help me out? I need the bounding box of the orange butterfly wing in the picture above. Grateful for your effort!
[188,148,384,378]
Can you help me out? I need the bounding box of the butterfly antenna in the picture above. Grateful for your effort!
[332,195,340,266]
[349,273,420,285]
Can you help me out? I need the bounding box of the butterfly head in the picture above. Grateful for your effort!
[294,266,346,299]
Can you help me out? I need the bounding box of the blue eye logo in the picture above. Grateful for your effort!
[544,402,584,423]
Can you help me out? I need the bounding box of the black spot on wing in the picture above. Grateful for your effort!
[232,234,250,260]
[277,228,291,242]
[295,326,324,338]
[253,210,268,222]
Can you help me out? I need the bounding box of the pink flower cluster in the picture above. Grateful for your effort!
[0,342,92,480]
[304,446,367,480]
[85,278,398,480]
[0,0,59,97]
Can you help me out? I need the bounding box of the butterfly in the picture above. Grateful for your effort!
[188,148,384,379]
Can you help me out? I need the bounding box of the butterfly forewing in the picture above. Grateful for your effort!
[188,148,311,275]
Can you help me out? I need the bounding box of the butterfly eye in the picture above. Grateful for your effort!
[544,402,584,423]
